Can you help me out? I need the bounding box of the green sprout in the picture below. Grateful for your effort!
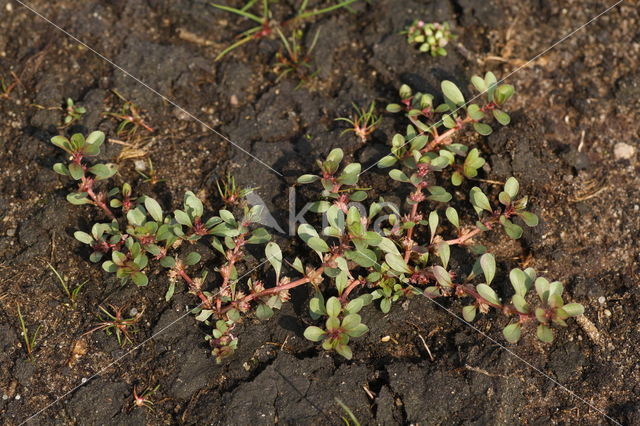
[63,98,87,126]
[132,384,160,410]
[104,90,154,137]
[46,262,88,308]
[335,101,382,143]
[137,159,165,185]
[83,304,144,347]
[403,21,456,56]
[273,28,320,87]
[216,173,256,206]
[209,0,362,61]
[17,305,41,361]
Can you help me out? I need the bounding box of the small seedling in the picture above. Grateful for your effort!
[17,305,41,361]
[336,398,361,426]
[403,21,455,56]
[46,262,88,308]
[104,90,154,137]
[216,173,255,206]
[209,0,361,61]
[137,159,165,185]
[273,29,319,86]
[335,101,381,143]
[132,384,160,410]
[83,305,143,346]
[62,98,87,126]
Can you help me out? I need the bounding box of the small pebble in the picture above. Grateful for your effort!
[6,228,16,237]
[81,378,87,384]
[6,3,13,12]
[129,307,138,316]
[15,394,20,400]
[613,142,635,160]
[634,205,639,212]
[134,160,146,171]
[604,309,612,317]
[230,94,239,106]
[598,296,606,304]
[2,394,8,400]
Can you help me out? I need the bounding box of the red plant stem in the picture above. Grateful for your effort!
[219,273,316,315]
[85,186,116,220]
[340,278,363,302]
[179,269,212,309]
[404,202,420,263]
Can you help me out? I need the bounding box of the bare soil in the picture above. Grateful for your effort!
[0,0,639,425]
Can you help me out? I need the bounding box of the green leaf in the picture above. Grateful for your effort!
[432,265,452,287]
[462,305,476,322]
[297,174,319,184]
[326,297,342,317]
[512,294,529,314]
[476,284,500,305]
[535,277,550,302]
[132,272,148,287]
[335,344,353,360]
[536,324,554,343]
[377,155,397,168]
[68,163,83,180]
[51,135,71,152]
[304,325,325,342]
[53,163,69,176]
[88,163,117,180]
[184,252,201,266]
[470,187,492,212]
[503,323,522,343]
[378,237,400,256]
[102,260,117,273]
[494,84,515,105]
[467,104,485,120]
[441,80,465,105]
[326,148,344,165]
[471,75,486,92]
[256,304,274,320]
[509,268,528,296]
[185,191,204,218]
[427,186,452,203]
[298,223,319,242]
[165,282,175,301]
[480,253,496,285]
[86,130,105,146]
[562,303,584,317]
[504,177,519,198]
[386,103,402,113]
[389,169,409,182]
[67,192,90,205]
[174,210,192,227]
[446,207,459,228]
[74,231,93,245]
[265,242,282,283]
[307,236,329,253]
[437,241,450,268]
[345,249,377,268]
[160,256,176,268]
[473,122,493,136]
[519,211,539,227]
[385,253,411,274]
[442,114,456,128]
[493,109,510,125]
[247,227,271,244]
[345,323,368,338]
[144,197,163,222]
[500,216,523,239]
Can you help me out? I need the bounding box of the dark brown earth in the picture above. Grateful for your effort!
[0,0,639,424]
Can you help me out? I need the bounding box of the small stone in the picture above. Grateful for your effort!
[6,3,13,12]
[129,308,138,316]
[6,228,16,237]
[15,394,20,400]
[604,309,612,317]
[634,205,639,212]
[598,296,606,305]
[614,142,635,160]
[230,94,239,106]
[134,160,146,171]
